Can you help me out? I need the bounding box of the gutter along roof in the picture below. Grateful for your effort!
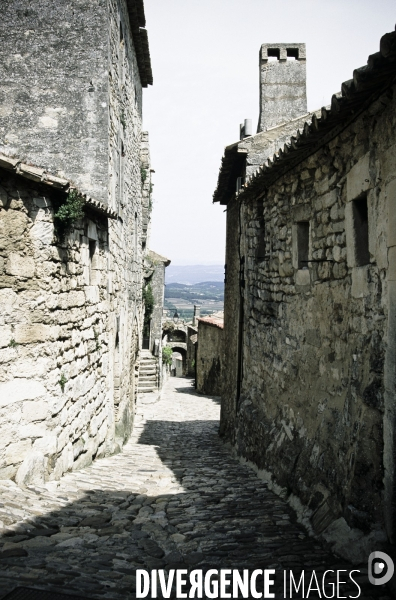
[126,0,153,87]
[213,28,396,204]
[0,153,117,220]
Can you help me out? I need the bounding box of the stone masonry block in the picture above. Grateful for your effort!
[6,253,35,278]
[33,434,57,455]
[85,286,99,303]
[15,450,47,487]
[381,143,396,184]
[0,378,46,408]
[0,325,12,348]
[14,324,60,344]
[347,153,371,201]
[22,400,49,423]
[322,189,338,209]
[351,266,369,298]
[296,269,310,286]
[5,439,32,465]
[30,220,54,245]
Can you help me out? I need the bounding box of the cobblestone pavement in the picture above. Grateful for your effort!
[0,378,391,599]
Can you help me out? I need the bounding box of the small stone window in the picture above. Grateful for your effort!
[268,48,280,61]
[286,48,299,60]
[89,240,97,284]
[297,222,310,269]
[352,194,369,266]
[89,239,96,262]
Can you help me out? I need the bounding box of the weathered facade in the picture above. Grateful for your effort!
[214,29,396,556]
[138,250,170,393]
[0,0,154,486]
[162,321,188,376]
[196,313,224,396]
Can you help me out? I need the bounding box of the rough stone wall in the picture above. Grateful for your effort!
[140,132,153,248]
[107,0,146,446]
[187,325,197,377]
[196,320,224,396]
[226,83,396,539]
[0,0,150,485]
[0,174,116,485]
[145,253,169,388]
[220,195,241,436]
[0,0,109,203]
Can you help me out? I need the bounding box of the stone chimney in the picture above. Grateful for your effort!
[193,305,200,326]
[257,43,307,133]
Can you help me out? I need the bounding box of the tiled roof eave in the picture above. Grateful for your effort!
[126,0,153,87]
[240,35,396,198]
[0,153,117,220]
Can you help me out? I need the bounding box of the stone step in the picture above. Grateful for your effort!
[140,368,157,374]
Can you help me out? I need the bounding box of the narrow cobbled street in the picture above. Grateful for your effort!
[0,378,390,600]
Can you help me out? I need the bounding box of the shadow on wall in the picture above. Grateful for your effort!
[0,418,385,600]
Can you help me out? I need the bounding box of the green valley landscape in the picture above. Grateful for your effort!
[164,280,224,321]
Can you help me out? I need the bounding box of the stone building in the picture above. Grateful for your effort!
[196,312,224,396]
[138,250,170,394]
[162,321,188,376]
[0,0,154,486]
[214,29,396,555]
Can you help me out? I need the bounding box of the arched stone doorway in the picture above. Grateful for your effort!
[169,345,187,376]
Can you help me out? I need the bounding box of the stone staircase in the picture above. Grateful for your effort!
[138,350,159,393]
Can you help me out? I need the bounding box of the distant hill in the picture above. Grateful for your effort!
[164,278,224,320]
[165,265,224,285]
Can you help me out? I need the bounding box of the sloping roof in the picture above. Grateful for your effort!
[0,153,117,219]
[212,142,247,205]
[213,28,396,204]
[241,28,396,197]
[126,0,153,87]
[198,312,224,330]
[148,249,171,266]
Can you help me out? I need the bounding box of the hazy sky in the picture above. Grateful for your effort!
[143,1,395,265]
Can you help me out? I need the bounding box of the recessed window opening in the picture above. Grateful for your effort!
[286,48,299,60]
[268,48,280,61]
[297,222,309,269]
[89,240,96,261]
[353,194,369,266]
[115,316,120,348]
